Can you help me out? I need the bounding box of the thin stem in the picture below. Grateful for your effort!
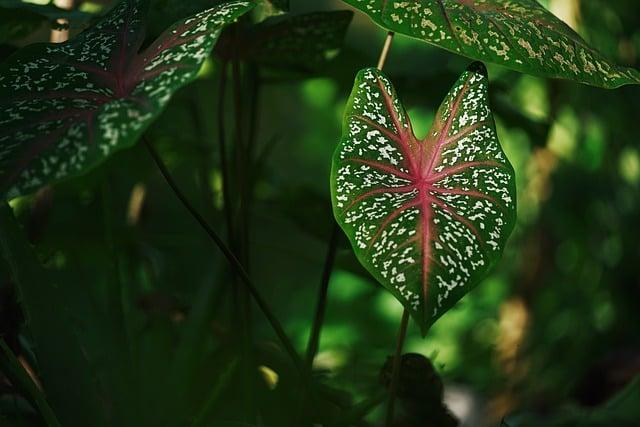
[142,136,304,373]
[305,224,339,368]
[377,32,395,71]
[216,62,235,246]
[385,308,409,427]
[0,340,61,427]
[231,59,250,264]
[231,56,255,421]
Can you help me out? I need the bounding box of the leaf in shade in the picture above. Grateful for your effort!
[0,0,254,200]
[217,11,354,71]
[331,63,516,333]
[341,0,640,88]
[248,11,354,69]
[0,203,105,424]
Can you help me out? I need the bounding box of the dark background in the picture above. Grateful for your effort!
[1,0,639,426]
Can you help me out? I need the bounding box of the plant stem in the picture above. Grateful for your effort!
[385,308,409,427]
[304,30,397,371]
[231,59,250,264]
[0,340,61,427]
[231,56,255,421]
[376,30,403,427]
[142,136,304,373]
[377,32,395,71]
[216,61,235,245]
[305,225,339,368]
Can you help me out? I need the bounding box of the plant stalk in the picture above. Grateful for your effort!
[231,56,255,421]
[304,30,397,369]
[142,137,304,373]
[305,225,339,368]
[385,308,409,427]
[216,61,236,245]
[377,32,395,71]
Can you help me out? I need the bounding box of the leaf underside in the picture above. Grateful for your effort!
[0,0,254,200]
[331,63,516,333]
[342,0,640,88]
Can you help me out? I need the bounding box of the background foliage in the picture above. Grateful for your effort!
[0,0,639,426]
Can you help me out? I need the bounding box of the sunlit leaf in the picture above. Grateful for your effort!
[331,63,516,333]
[0,0,254,199]
[341,0,640,88]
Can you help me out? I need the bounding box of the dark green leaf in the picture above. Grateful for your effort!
[0,339,60,427]
[0,203,105,425]
[342,0,640,88]
[217,10,353,71]
[0,0,254,200]
[247,11,354,69]
[331,63,517,333]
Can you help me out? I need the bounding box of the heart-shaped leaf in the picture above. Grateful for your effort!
[0,0,254,200]
[331,63,516,333]
[342,0,640,88]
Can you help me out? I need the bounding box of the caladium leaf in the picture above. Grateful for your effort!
[331,63,516,333]
[0,0,254,200]
[341,0,640,89]
[245,11,354,70]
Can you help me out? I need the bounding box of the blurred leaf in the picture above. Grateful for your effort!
[0,203,105,425]
[0,0,95,43]
[251,10,353,69]
[0,339,60,427]
[331,63,516,334]
[507,376,640,427]
[342,0,640,88]
[0,0,254,200]
[218,10,353,72]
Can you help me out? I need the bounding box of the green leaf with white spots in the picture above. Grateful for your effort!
[331,63,516,333]
[0,0,255,200]
[341,0,640,89]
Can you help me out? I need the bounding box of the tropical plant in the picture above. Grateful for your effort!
[0,0,638,426]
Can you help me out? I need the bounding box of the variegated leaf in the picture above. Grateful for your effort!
[341,0,640,88]
[0,0,254,199]
[331,63,516,333]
